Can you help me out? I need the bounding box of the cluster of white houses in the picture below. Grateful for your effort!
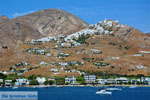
[25,19,122,49]
[63,19,120,44]
[26,48,48,55]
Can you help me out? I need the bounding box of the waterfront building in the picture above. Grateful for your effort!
[115,77,129,83]
[141,77,150,84]
[36,77,46,85]
[107,79,116,84]
[5,80,12,86]
[15,78,30,86]
[65,76,76,84]
[97,79,106,84]
[84,75,96,83]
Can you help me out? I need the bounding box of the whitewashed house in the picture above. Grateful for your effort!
[17,73,23,76]
[111,57,120,60]
[3,71,8,75]
[89,49,102,54]
[136,65,146,69]
[33,36,57,43]
[58,62,68,67]
[36,77,46,85]
[40,61,47,65]
[10,69,15,72]
[132,54,143,57]
[23,68,28,72]
[50,68,58,72]
[60,42,71,47]
[58,52,70,57]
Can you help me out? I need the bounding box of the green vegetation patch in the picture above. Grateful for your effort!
[73,34,90,44]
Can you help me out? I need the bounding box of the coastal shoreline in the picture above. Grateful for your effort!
[23,84,150,88]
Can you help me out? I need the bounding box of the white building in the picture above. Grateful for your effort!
[116,77,129,83]
[141,77,150,84]
[3,71,8,75]
[111,57,120,60]
[50,68,58,72]
[97,79,106,84]
[36,36,57,43]
[15,78,30,86]
[65,76,76,84]
[84,75,96,83]
[36,77,46,85]
[5,80,12,86]
[48,78,55,81]
[139,51,150,54]
[23,68,28,72]
[132,54,143,57]
[0,79,3,83]
[106,79,116,84]
[58,62,68,67]
[130,79,140,83]
[136,65,146,69]
[89,49,102,54]
[17,73,23,76]
[40,61,47,65]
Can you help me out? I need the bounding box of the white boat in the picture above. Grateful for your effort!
[106,87,122,91]
[12,86,18,89]
[96,90,112,95]
[129,86,137,88]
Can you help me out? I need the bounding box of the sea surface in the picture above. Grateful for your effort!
[0,86,150,100]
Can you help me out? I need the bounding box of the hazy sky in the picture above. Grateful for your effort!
[0,0,149,33]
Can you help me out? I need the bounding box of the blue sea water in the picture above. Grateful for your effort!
[0,86,150,100]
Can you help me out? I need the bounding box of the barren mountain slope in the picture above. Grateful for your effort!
[0,16,41,48]
[14,8,88,37]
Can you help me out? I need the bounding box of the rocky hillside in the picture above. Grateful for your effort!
[0,16,41,48]
[0,19,150,77]
[0,8,88,50]
[14,8,88,37]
